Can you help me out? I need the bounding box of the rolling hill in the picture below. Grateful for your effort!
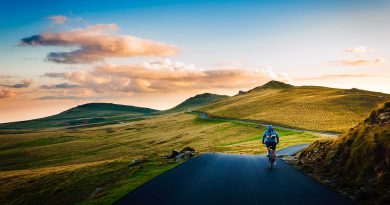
[162,93,228,113]
[0,92,228,130]
[297,101,390,204]
[0,103,158,130]
[0,112,320,204]
[198,81,390,132]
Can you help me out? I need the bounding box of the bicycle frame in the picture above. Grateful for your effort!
[268,149,275,168]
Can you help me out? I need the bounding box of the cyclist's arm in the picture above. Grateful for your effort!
[261,132,266,143]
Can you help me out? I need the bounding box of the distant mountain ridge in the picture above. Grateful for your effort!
[0,92,229,129]
[2,81,389,131]
[163,93,228,113]
[61,103,157,117]
[0,103,158,130]
[259,80,293,89]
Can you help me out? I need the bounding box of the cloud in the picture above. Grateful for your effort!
[332,46,384,66]
[335,58,385,66]
[43,73,66,78]
[43,60,277,94]
[345,46,367,53]
[38,95,84,100]
[0,75,17,79]
[0,79,33,88]
[256,66,293,83]
[296,73,377,81]
[0,88,16,98]
[142,59,201,71]
[20,24,178,64]
[48,15,68,24]
[40,83,80,89]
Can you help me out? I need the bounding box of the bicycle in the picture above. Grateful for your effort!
[267,148,276,169]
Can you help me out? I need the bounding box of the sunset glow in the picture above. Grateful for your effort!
[1,0,390,123]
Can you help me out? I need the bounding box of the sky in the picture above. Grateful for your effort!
[1,0,390,123]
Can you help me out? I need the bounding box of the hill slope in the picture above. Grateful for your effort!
[0,112,320,204]
[163,93,228,113]
[297,102,390,204]
[0,103,158,130]
[198,81,389,132]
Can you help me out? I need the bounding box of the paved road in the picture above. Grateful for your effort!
[115,154,353,205]
[194,111,339,137]
[276,144,309,156]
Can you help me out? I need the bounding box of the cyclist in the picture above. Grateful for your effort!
[261,125,279,165]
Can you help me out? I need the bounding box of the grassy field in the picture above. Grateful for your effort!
[0,113,323,204]
[198,81,389,132]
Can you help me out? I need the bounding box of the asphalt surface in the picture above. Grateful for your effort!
[276,144,309,156]
[115,153,353,205]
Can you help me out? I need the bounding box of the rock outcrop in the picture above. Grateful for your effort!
[165,146,197,161]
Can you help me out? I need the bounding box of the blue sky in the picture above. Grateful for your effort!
[1,0,390,122]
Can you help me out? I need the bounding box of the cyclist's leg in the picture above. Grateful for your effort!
[271,148,276,161]
[271,142,277,161]
[266,146,270,156]
[265,142,270,156]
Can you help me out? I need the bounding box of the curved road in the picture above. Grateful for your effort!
[276,144,309,156]
[115,153,353,205]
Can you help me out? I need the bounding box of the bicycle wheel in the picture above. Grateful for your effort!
[268,153,274,169]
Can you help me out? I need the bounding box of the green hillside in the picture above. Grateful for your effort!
[297,102,390,204]
[0,112,321,205]
[0,103,158,130]
[162,93,228,113]
[198,81,390,132]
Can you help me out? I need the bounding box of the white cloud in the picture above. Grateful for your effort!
[142,59,203,71]
[48,15,68,25]
[336,58,385,66]
[257,66,293,83]
[345,45,368,53]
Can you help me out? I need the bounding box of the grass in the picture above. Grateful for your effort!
[0,157,179,205]
[297,102,390,204]
[0,112,322,204]
[81,159,179,205]
[198,84,389,132]
[161,93,228,113]
[2,81,387,204]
